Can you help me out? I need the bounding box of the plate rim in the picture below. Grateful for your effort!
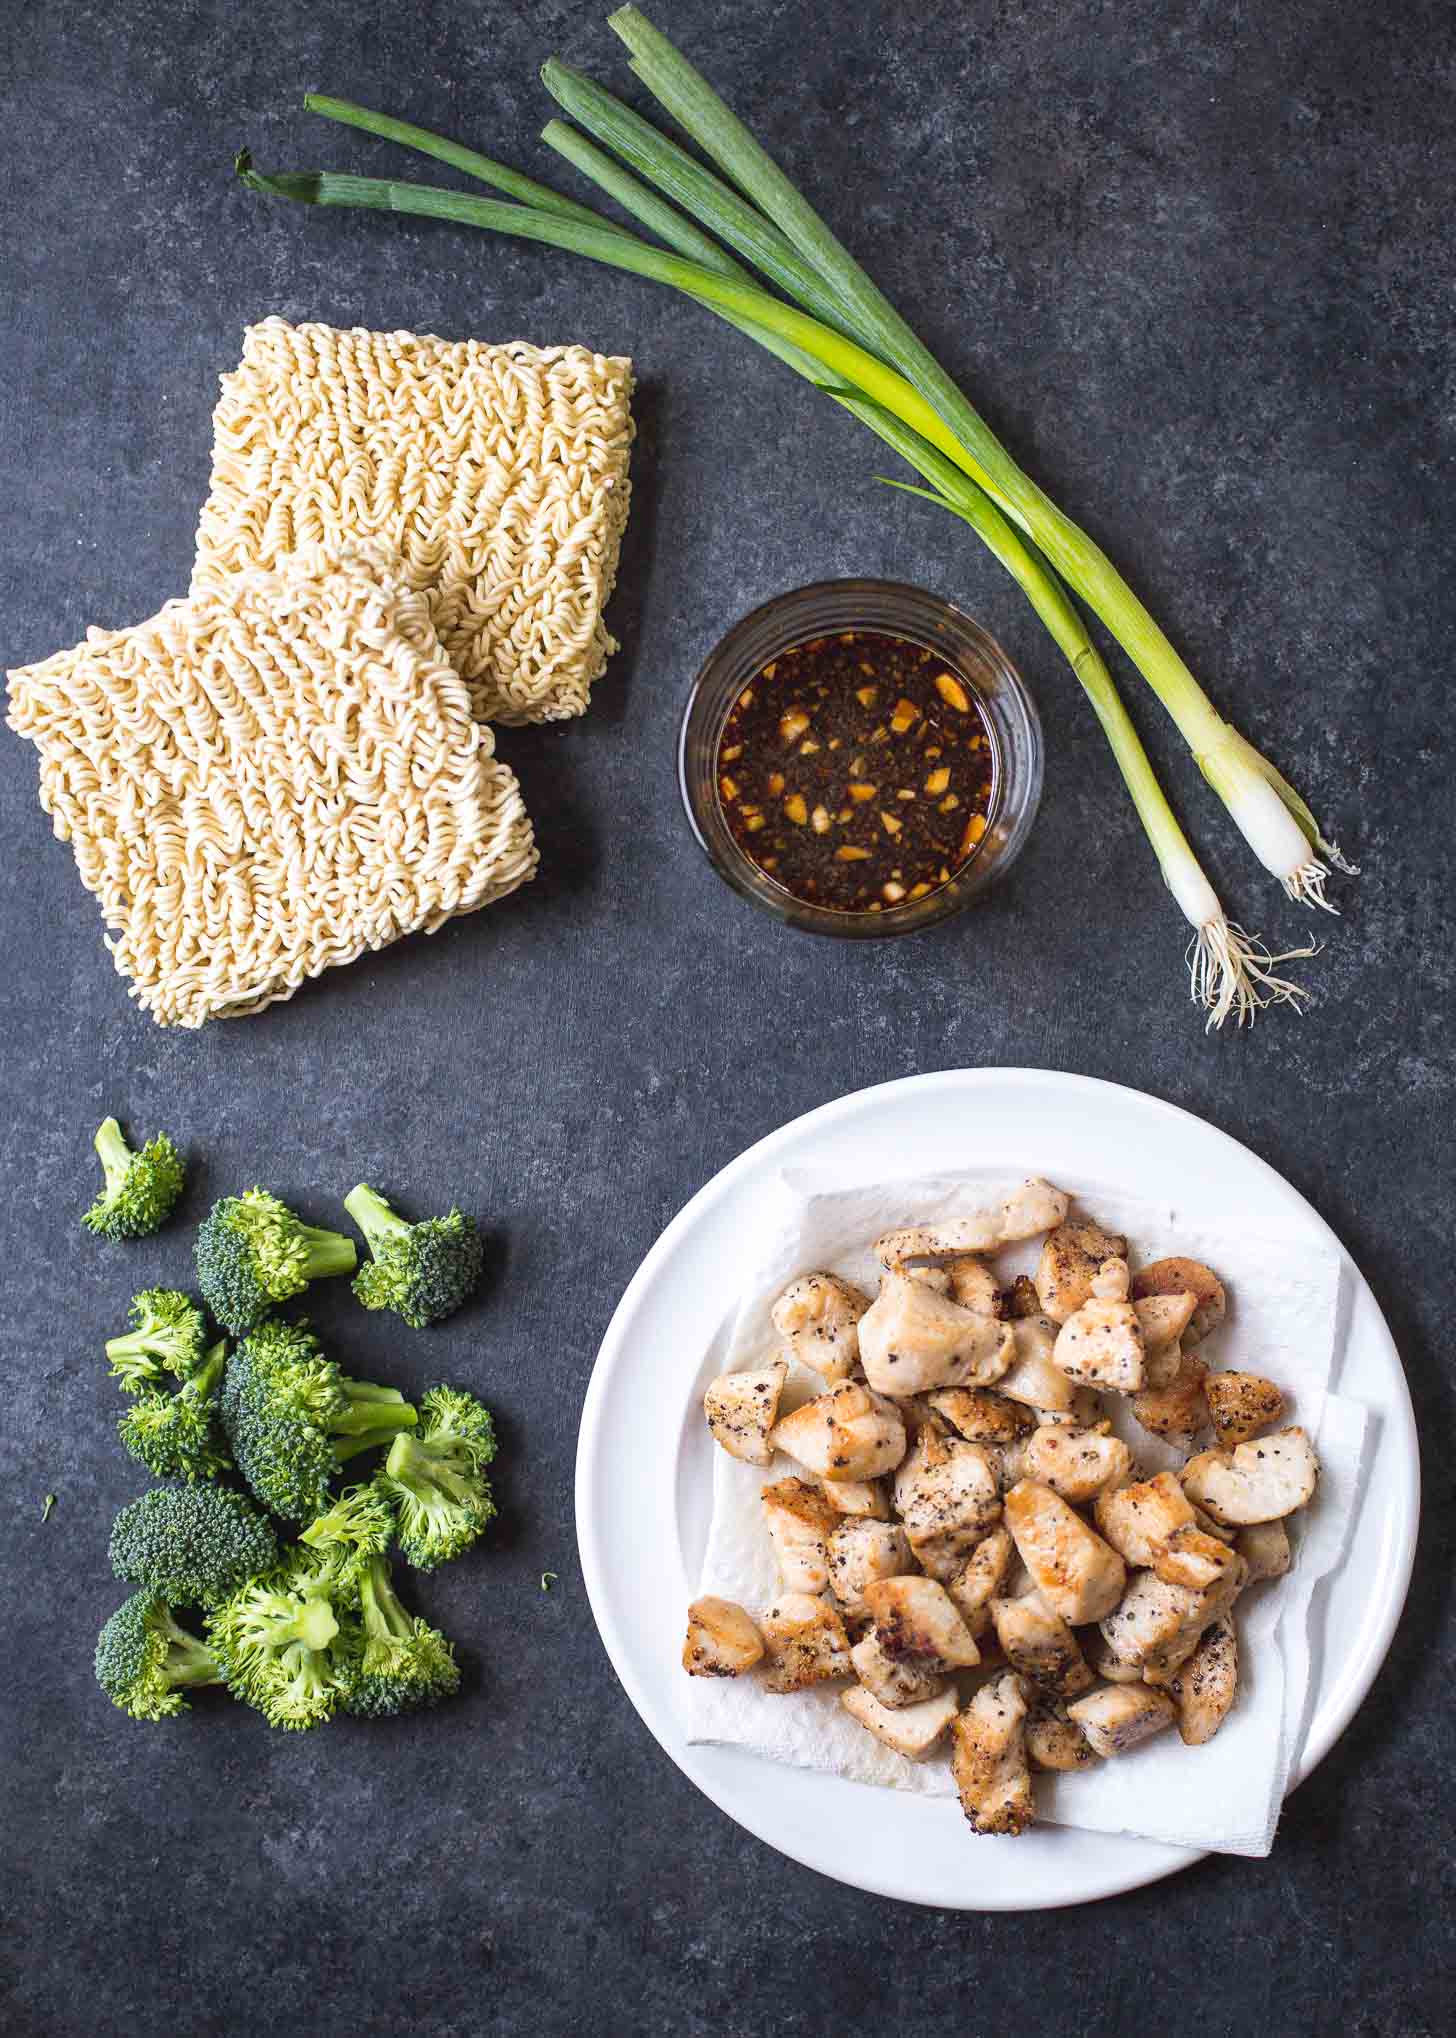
[575,1067,1419,1910]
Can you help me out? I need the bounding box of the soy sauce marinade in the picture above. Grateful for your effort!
[717,632,995,912]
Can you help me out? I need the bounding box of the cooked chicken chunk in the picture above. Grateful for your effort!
[997,1315,1084,1413]
[1188,1501,1236,1543]
[1024,1694,1097,1771]
[1067,1683,1178,1757]
[682,1597,765,1677]
[1133,1291,1197,1387]
[759,1593,853,1693]
[1170,1615,1238,1745]
[770,1272,870,1384]
[818,1476,890,1519]
[941,1256,1003,1315]
[1028,1389,1103,1428]
[1236,1518,1292,1582]
[858,1272,1014,1395]
[761,1477,840,1594]
[1035,1218,1129,1324]
[1004,1274,1043,1319]
[1204,1370,1286,1446]
[826,1519,914,1617]
[951,1674,1035,1835]
[1132,1256,1226,1347]
[1022,1424,1133,1503]
[990,1589,1094,1698]
[1094,1471,1196,1568]
[849,1629,948,1709]
[1090,1256,1131,1301]
[893,1429,1002,1579]
[1097,1555,1248,1678]
[842,1682,959,1760]
[927,1387,1031,1443]
[1000,1177,1073,1239]
[1153,1525,1246,1596]
[873,1180,1068,1273]
[945,1525,1013,1635]
[862,1575,982,1670]
[1053,1290,1145,1392]
[770,1380,907,1482]
[1182,1427,1318,1524]
[1004,1480,1127,1626]
[1130,1352,1210,1446]
[984,1436,1033,1493]
[1086,1634,1146,1684]
[703,1362,788,1466]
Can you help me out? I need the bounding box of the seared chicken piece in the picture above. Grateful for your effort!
[990,1589,1094,1698]
[1182,1427,1318,1524]
[927,1387,1031,1444]
[942,1256,1003,1315]
[1131,1352,1210,1446]
[682,1597,765,1677]
[1090,1256,1131,1301]
[997,1315,1084,1413]
[761,1477,840,1594]
[951,1674,1035,1835]
[842,1682,959,1760]
[1132,1256,1226,1347]
[1169,1615,1238,1745]
[945,1525,1013,1635]
[984,1436,1033,1493]
[770,1380,907,1482]
[1029,1389,1103,1428]
[1086,1634,1146,1684]
[1097,1555,1248,1678]
[1153,1525,1246,1595]
[858,1272,1014,1395]
[1094,1471,1196,1568]
[819,1476,890,1519]
[1004,1480,1127,1625]
[862,1575,982,1670]
[703,1362,788,1466]
[873,1179,1069,1272]
[1236,1517,1292,1582]
[893,1429,1002,1578]
[1068,1683,1178,1757]
[849,1629,948,1709]
[826,1519,915,1617]
[1004,1274,1043,1319]
[770,1272,870,1384]
[1000,1177,1073,1239]
[1189,1501,1236,1543]
[1024,1694,1097,1771]
[759,1593,853,1693]
[1053,1287,1145,1393]
[1022,1424,1133,1503]
[1035,1218,1129,1324]
[1133,1291,1199,1388]
[1204,1370,1286,1446]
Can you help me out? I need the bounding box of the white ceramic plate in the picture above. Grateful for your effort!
[575,1070,1418,1910]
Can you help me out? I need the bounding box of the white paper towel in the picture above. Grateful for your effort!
[680,1168,1370,1858]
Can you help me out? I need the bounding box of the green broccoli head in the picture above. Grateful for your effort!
[109,1482,279,1608]
[82,1118,185,1240]
[105,1288,209,1393]
[218,1318,417,1523]
[207,1549,361,1731]
[344,1184,484,1329]
[342,1554,460,1719]
[298,1479,396,1566]
[378,1384,497,1571]
[94,1591,222,1720]
[117,1340,232,1482]
[195,1189,358,1334]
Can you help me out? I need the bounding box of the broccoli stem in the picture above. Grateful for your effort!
[344,1184,410,1258]
[105,1326,161,1369]
[160,1609,224,1687]
[358,1554,411,1644]
[330,1380,418,1439]
[94,1116,133,1195]
[298,1226,359,1281]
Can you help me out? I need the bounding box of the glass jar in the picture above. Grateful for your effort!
[678,578,1043,937]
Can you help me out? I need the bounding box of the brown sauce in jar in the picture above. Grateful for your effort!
[716,631,995,913]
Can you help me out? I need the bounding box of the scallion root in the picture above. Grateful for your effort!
[1188,919,1318,1030]
[1279,860,1340,914]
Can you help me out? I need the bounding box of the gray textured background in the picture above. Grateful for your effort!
[2,1,1451,2031]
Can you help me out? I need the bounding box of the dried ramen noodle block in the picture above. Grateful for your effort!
[190,319,635,724]
[6,544,537,1028]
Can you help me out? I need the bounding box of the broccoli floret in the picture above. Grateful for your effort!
[298,1480,396,1565]
[378,1385,497,1571]
[344,1184,484,1329]
[342,1554,460,1719]
[95,1591,222,1720]
[105,1288,209,1393]
[82,1117,185,1239]
[117,1339,232,1483]
[219,1318,417,1523]
[207,1550,360,1730]
[109,1482,279,1607]
[195,1188,358,1334]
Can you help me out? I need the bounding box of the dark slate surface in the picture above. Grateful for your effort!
[1,1,1451,2030]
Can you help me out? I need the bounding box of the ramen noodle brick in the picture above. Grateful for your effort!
[6,543,537,1028]
[190,319,635,725]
